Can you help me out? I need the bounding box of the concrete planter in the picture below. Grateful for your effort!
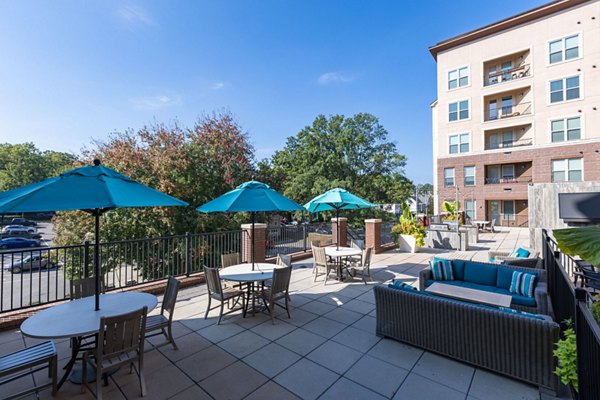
[398,234,420,253]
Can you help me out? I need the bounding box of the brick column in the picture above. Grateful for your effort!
[365,219,382,254]
[331,217,348,247]
[241,223,266,263]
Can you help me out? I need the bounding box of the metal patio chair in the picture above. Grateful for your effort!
[144,276,180,350]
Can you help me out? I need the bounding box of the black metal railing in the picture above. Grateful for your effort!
[485,63,531,86]
[381,222,395,245]
[266,225,308,258]
[0,230,241,313]
[542,229,600,399]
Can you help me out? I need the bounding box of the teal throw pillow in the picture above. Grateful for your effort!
[430,259,454,281]
[509,271,536,297]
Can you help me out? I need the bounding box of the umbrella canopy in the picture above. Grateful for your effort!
[197,180,304,269]
[304,188,376,249]
[0,159,188,310]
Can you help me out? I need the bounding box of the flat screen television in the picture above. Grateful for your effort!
[558,192,600,224]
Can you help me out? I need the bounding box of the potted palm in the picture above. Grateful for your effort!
[392,204,426,253]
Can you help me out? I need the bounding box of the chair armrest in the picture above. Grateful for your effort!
[488,251,510,261]
[419,268,432,291]
[534,282,549,315]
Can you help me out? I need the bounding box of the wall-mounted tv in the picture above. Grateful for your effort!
[558,192,600,224]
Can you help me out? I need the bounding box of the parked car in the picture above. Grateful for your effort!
[0,228,41,240]
[0,237,42,250]
[9,218,37,227]
[2,225,36,233]
[7,254,56,273]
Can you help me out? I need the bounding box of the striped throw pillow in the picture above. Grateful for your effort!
[509,271,536,297]
[430,260,454,281]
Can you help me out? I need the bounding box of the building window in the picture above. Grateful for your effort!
[449,133,469,154]
[549,34,580,64]
[552,158,583,182]
[448,66,469,90]
[464,166,475,186]
[465,200,476,221]
[489,131,514,149]
[449,100,469,121]
[550,76,580,103]
[444,168,455,187]
[503,200,515,221]
[551,117,581,142]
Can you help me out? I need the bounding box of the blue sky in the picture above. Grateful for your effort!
[0,0,545,184]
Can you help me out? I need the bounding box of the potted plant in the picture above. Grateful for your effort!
[554,319,578,394]
[392,204,426,253]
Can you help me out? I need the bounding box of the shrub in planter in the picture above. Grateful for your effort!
[392,205,426,249]
[554,319,578,393]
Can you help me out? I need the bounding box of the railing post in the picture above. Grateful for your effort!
[303,225,307,252]
[185,232,190,277]
[83,240,90,278]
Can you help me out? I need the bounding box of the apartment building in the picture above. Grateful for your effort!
[430,0,600,228]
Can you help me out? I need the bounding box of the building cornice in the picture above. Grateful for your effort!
[429,0,591,61]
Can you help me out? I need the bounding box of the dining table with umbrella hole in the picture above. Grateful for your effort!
[0,159,188,311]
[304,188,376,250]
[219,262,287,316]
[20,292,158,389]
[324,246,362,280]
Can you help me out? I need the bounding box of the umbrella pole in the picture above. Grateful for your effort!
[336,208,340,250]
[251,212,255,271]
[94,210,100,311]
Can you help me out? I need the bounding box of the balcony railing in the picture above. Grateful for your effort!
[485,101,531,121]
[485,64,531,87]
[486,138,533,150]
[485,175,532,184]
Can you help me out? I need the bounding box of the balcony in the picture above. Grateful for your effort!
[485,162,532,185]
[483,49,531,87]
[485,64,531,87]
[484,101,531,121]
[484,124,533,151]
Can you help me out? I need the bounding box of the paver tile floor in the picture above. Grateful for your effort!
[0,228,570,399]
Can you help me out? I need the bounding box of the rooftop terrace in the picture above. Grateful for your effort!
[0,227,568,400]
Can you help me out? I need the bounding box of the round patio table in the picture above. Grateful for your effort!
[325,247,362,280]
[21,292,158,389]
[220,263,287,316]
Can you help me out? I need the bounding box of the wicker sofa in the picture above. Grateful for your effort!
[374,284,559,394]
[419,258,550,315]
[488,246,541,268]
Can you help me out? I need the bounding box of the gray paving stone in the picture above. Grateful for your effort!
[306,340,363,374]
[344,354,409,398]
[331,325,381,353]
[468,369,540,400]
[200,360,268,400]
[393,373,467,400]
[302,316,346,338]
[412,352,475,393]
[276,327,327,356]
[320,377,387,400]
[274,358,340,400]
[367,338,424,370]
[243,342,301,378]
[217,330,270,358]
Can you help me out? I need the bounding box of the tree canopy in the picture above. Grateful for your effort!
[271,113,412,205]
[0,143,76,191]
[53,112,255,249]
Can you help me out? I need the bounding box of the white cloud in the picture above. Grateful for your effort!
[117,5,155,28]
[318,71,355,85]
[129,95,182,110]
[210,82,226,90]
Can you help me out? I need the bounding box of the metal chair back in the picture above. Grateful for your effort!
[270,266,292,296]
[204,266,223,296]
[277,254,292,268]
[161,277,180,321]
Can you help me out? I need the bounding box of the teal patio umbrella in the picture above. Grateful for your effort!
[0,159,189,310]
[304,188,376,250]
[197,180,304,270]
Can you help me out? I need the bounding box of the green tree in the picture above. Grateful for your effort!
[53,112,255,279]
[0,143,76,191]
[272,113,412,205]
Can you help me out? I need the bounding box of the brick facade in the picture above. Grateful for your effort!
[365,219,382,254]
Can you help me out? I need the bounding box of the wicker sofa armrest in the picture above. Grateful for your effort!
[534,282,549,315]
[419,268,432,291]
[504,257,542,269]
[488,250,510,261]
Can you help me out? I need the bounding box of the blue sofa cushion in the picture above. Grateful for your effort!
[433,257,465,280]
[463,261,498,286]
[510,271,537,297]
[430,260,454,281]
[509,247,530,258]
[389,281,418,291]
[496,267,515,290]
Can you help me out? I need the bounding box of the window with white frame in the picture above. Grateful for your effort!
[444,168,455,187]
[448,66,469,90]
[552,158,583,182]
[550,76,580,103]
[449,133,470,154]
[465,200,476,221]
[549,34,580,64]
[448,100,469,121]
[551,117,581,142]
[464,166,475,186]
